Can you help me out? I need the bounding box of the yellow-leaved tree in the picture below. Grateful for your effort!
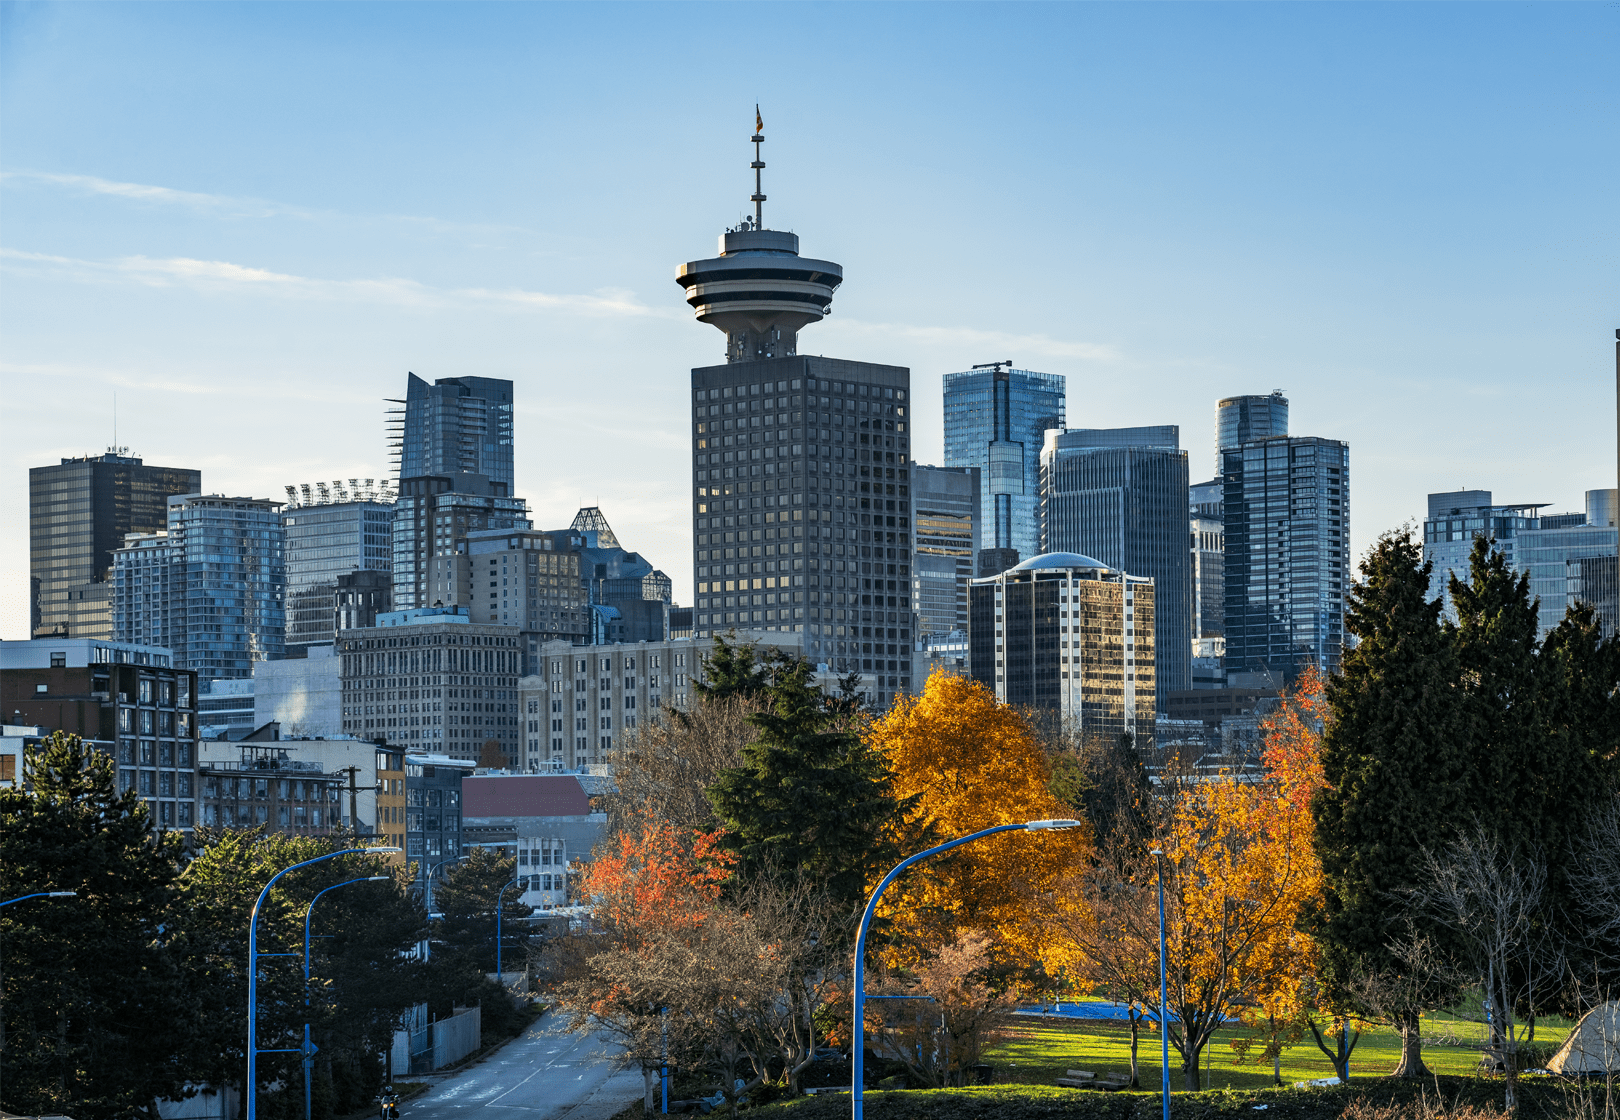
[863,669,1092,973]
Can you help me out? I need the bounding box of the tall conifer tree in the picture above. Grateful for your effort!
[707,658,899,910]
[1310,531,1467,1077]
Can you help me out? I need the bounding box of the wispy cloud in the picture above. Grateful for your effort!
[829,318,1121,363]
[0,169,533,240]
[0,247,669,318]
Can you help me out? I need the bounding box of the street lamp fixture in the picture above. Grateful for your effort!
[247,846,399,1120]
[495,875,521,984]
[850,820,1081,1119]
[303,876,390,1120]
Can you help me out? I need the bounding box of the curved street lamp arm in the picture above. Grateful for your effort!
[851,820,1078,1119]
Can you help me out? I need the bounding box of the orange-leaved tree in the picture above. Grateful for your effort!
[864,669,1091,973]
[562,821,735,1111]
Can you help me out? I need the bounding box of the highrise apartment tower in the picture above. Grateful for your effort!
[29,451,200,639]
[679,119,917,707]
[282,480,396,652]
[943,365,1065,566]
[391,374,515,492]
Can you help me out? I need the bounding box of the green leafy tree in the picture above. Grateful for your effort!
[0,732,194,1120]
[707,658,901,910]
[177,828,422,1114]
[1309,530,1468,1078]
[432,848,531,981]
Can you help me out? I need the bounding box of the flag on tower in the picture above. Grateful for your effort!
[755,105,764,132]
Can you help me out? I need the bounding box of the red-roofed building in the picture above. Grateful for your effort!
[462,772,606,910]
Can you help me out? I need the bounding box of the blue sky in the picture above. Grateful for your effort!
[3,2,1616,639]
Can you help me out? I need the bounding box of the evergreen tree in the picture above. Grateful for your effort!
[433,847,532,979]
[691,632,773,703]
[707,658,900,910]
[0,732,193,1119]
[1309,531,1468,1078]
[1528,601,1620,1013]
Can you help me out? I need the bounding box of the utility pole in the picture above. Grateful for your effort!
[335,766,362,833]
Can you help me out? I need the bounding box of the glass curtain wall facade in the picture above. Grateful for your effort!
[968,554,1155,745]
[283,492,396,652]
[1222,436,1350,681]
[690,356,915,708]
[1421,490,1546,619]
[392,374,515,492]
[1216,392,1289,458]
[943,367,1065,563]
[1039,426,1192,695]
[1513,490,1619,640]
[30,453,200,639]
[912,465,979,639]
[113,494,286,679]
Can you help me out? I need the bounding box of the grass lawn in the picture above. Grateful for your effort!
[983,1008,1574,1093]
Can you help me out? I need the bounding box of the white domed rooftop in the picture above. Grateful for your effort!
[1011,551,1111,571]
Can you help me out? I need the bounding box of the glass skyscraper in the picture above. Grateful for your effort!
[943,366,1065,564]
[1512,489,1618,640]
[1216,392,1289,458]
[113,494,287,679]
[912,464,979,638]
[30,452,200,639]
[1222,435,1350,682]
[1039,426,1192,695]
[1421,490,1546,619]
[393,374,515,491]
[282,482,397,652]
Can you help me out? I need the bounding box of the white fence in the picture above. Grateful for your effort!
[433,1004,482,1070]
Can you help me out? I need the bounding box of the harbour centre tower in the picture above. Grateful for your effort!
[679,121,916,708]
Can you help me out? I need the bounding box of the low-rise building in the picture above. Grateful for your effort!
[461,772,606,910]
[1,637,200,831]
[405,752,476,870]
[197,742,344,834]
[519,630,875,771]
[254,645,342,737]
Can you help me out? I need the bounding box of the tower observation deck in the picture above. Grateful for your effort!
[676,117,843,363]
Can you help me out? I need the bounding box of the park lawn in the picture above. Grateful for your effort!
[982,1010,1573,1093]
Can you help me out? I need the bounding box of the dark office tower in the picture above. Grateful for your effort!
[390,373,515,491]
[282,480,396,653]
[678,122,916,707]
[943,364,1065,563]
[1039,426,1192,695]
[912,465,979,638]
[29,451,201,639]
[1216,392,1289,459]
[1222,436,1350,682]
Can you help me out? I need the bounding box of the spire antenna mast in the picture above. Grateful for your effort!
[750,105,766,229]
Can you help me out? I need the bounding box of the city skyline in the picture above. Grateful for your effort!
[4,3,1618,640]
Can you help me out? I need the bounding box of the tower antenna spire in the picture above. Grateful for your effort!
[750,105,765,229]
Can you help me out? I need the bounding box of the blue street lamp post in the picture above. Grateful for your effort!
[247,847,398,1120]
[495,876,520,984]
[303,876,389,1120]
[850,820,1081,1120]
[0,891,76,1102]
[420,855,468,962]
[1152,848,1170,1120]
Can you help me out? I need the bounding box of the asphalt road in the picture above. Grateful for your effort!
[404,1017,642,1120]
